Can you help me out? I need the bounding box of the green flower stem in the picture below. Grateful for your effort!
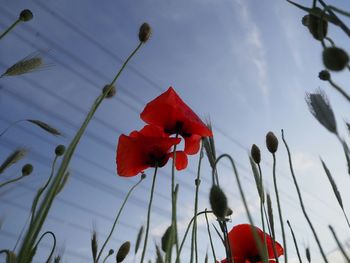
[262,204,279,263]
[0,19,20,41]
[17,42,143,263]
[30,156,58,227]
[214,154,268,263]
[33,231,56,263]
[281,130,329,263]
[328,79,350,102]
[102,253,113,263]
[176,210,213,262]
[329,225,350,262]
[140,166,158,263]
[0,175,25,188]
[96,177,144,263]
[287,220,302,263]
[272,153,287,263]
[190,144,204,263]
[204,209,216,262]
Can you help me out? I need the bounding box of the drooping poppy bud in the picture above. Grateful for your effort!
[209,185,228,219]
[55,145,66,156]
[318,70,330,81]
[323,47,349,72]
[306,11,328,40]
[22,163,33,176]
[139,23,151,43]
[116,241,131,262]
[251,144,261,164]
[266,132,278,153]
[19,9,33,22]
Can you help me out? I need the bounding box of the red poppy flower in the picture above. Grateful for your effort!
[219,224,283,263]
[116,125,188,177]
[140,87,213,155]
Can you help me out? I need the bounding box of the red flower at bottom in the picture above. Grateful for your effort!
[220,224,283,263]
[116,125,188,177]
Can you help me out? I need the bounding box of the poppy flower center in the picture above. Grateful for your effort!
[146,149,168,167]
[164,121,191,138]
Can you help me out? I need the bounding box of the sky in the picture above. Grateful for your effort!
[0,0,350,262]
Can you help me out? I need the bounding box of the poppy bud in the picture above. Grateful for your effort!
[251,144,261,164]
[161,225,173,252]
[102,84,116,98]
[306,11,328,40]
[195,178,201,186]
[318,70,330,81]
[266,132,278,153]
[116,241,130,262]
[209,185,228,219]
[22,163,33,176]
[108,249,114,255]
[141,173,146,180]
[306,247,311,263]
[138,23,151,43]
[323,47,349,72]
[55,145,66,156]
[19,9,33,22]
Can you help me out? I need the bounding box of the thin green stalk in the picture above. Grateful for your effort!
[17,42,143,263]
[328,79,350,102]
[204,209,216,262]
[30,156,58,227]
[0,19,20,41]
[140,166,158,263]
[272,153,287,263]
[329,225,350,263]
[0,175,25,188]
[287,220,303,263]
[176,210,213,262]
[190,144,203,263]
[214,154,268,263]
[102,253,112,263]
[33,231,56,263]
[281,130,329,263]
[0,120,22,137]
[96,177,144,263]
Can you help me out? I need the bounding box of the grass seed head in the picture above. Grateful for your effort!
[3,57,42,77]
[91,231,98,262]
[323,47,349,72]
[306,247,311,262]
[19,9,33,22]
[0,148,27,174]
[266,131,278,154]
[209,185,228,219]
[139,23,151,43]
[116,241,131,262]
[21,163,33,176]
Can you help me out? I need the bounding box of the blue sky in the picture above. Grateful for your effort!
[1,0,350,262]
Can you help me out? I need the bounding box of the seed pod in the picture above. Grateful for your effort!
[139,23,151,43]
[22,163,33,176]
[55,145,66,156]
[194,178,201,186]
[251,144,261,164]
[116,241,131,262]
[323,47,349,72]
[266,132,278,153]
[318,70,330,81]
[19,9,33,22]
[209,185,227,219]
[102,84,116,98]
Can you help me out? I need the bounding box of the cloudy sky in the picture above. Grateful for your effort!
[1,0,350,262]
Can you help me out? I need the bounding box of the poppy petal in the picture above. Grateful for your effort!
[168,151,188,170]
[184,134,201,154]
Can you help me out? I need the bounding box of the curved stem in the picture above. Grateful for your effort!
[214,154,268,263]
[0,120,23,137]
[33,231,56,263]
[204,209,216,262]
[272,153,287,263]
[281,130,329,263]
[17,41,143,262]
[287,220,303,263]
[0,175,25,188]
[0,19,21,41]
[328,79,350,102]
[96,177,144,263]
[140,166,158,263]
[102,253,112,263]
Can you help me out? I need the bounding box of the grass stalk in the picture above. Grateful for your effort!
[0,19,20,40]
[287,220,303,263]
[0,175,25,188]
[329,225,350,262]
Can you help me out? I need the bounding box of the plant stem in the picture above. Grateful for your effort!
[96,177,144,263]
[0,120,23,137]
[287,220,303,263]
[0,175,25,188]
[329,225,350,263]
[17,42,143,263]
[281,130,329,263]
[204,209,216,262]
[214,154,268,263]
[272,153,287,263]
[140,166,158,263]
[328,79,350,102]
[0,19,21,40]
